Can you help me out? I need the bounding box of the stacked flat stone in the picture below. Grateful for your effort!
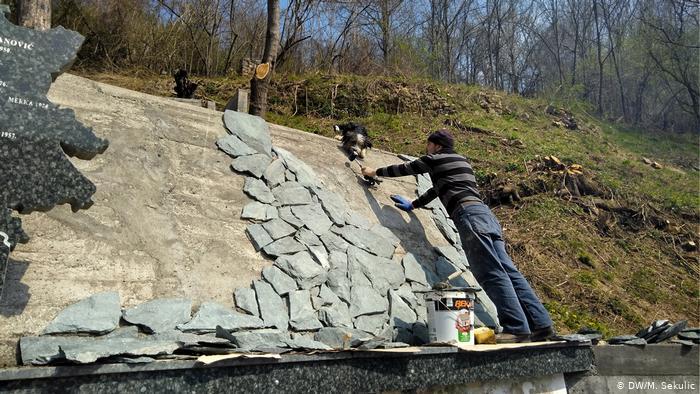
[20,291,336,365]
[220,110,454,348]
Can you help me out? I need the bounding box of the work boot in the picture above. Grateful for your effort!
[495,332,531,344]
[530,326,556,342]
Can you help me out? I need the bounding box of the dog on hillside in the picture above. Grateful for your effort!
[334,122,373,161]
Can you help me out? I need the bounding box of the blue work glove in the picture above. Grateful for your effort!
[390,195,414,212]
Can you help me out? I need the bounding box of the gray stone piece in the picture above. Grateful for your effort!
[285,169,296,181]
[272,182,313,206]
[234,287,259,317]
[262,218,297,240]
[262,236,306,257]
[329,251,348,272]
[288,290,323,331]
[43,291,121,335]
[241,201,277,221]
[65,338,179,364]
[216,134,256,158]
[253,280,289,330]
[435,245,469,270]
[433,213,460,245]
[295,227,322,246]
[279,206,304,228]
[336,225,395,259]
[319,284,341,306]
[291,203,333,236]
[370,224,401,246]
[312,188,348,225]
[275,251,327,290]
[348,267,373,288]
[402,253,430,286]
[395,283,418,310]
[263,158,286,188]
[153,331,233,347]
[243,177,275,204]
[344,210,371,230]
[389,290,417,329]
[416,174,433,196]
[319,302,353,328]
[20,336,79,365]
[314,327,372,349]
[348,246,404,294]
[176,302,264,333]
[262,266,298,295]
[321,230,350,253]
[223,110,272,156]
[354,314,389,335]
[349,285,388,318]
[326,269,351,303]
[122,298,192,334]
[231,154,272,178]
[228,329,289,350]
[284,336,332,351]
[311,296,324,310]
[307,244,330,269]
[103,326,140,339]
[273,147,319,188]
[245,223,274,251]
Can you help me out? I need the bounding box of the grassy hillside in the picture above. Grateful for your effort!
[83,70,699,337]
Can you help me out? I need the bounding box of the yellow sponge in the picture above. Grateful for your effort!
[474,327,496,344]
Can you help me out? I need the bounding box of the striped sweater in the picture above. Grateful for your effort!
[376,152,482,216]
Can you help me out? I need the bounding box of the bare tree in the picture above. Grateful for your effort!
[16,0,50,30]
[249,0,280,117]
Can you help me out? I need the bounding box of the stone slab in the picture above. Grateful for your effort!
[288,290,323,331]
[43,292,121,335]
[234,287,259,317]
[230,154,272,178]
[176,302,264,333]
[253,280,289,330]
[122,298,192,334]
[222,110,272,156]
[262,266,297,295]
[243,177,275,204]
[275,251,327,290]
[271,182,312,206]
[216,134,256,158]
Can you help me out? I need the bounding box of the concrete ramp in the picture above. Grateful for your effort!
[0,74,495,366]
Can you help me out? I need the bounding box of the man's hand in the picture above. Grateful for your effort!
[390,195,414,212]
[361,166,377,178]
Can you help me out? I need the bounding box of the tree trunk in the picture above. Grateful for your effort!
[16,0,50,30]
[593,0,604,115]
[249,0,280,118]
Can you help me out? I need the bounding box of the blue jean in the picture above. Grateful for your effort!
[453,203,553,334]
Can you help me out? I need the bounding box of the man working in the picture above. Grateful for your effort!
[361,130,554,343]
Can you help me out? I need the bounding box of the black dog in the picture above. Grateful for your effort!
[334,122,373,161]
[173,69,198,98]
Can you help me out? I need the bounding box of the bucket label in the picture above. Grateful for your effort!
[433,298,473,311]
[455,311,472,342]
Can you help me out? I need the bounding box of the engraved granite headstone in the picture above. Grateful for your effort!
[0,5,109,298]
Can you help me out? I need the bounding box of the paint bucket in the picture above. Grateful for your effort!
[426,289,477,345]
